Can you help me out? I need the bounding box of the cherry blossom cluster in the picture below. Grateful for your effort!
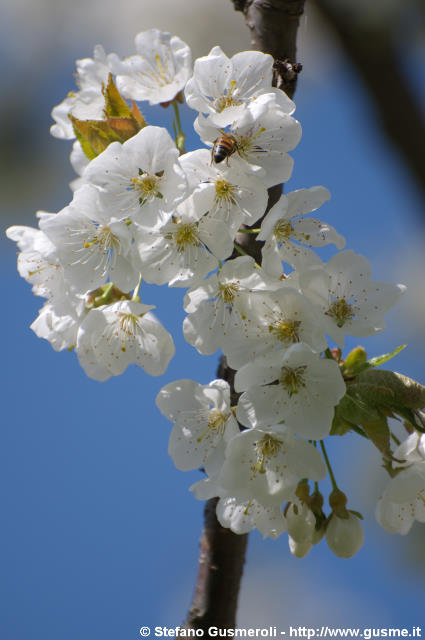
[7,29,412,558]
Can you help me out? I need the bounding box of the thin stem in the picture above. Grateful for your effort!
[233,241,260,268]
[172,99,186,154]
[236,227,261,234]
[320,440,338,491]
[390,431,401,447]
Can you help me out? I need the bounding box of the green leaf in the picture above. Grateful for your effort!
[70,116,121,159]
[367,344,406,368]
[357,369,425,409]
[361,414,392,459]
[103,73,132,118]
[336,386,382,424]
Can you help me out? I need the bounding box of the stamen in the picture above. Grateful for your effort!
[268,317,301,343]
[252,434,281,475]
[279,365,307,396]
[326,298,355,328]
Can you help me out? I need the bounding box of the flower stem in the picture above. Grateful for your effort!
[172,99,186,154]
[320,440,338,491]
[236,227,260,234]
[233,242,261,268]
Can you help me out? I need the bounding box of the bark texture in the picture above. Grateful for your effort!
[183,0,306,630]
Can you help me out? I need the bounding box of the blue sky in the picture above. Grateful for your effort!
[2,19,425,640]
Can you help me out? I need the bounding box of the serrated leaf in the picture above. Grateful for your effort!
[106,115,140,140]
[130,101,146,127]
[70,116,121,159]
[103,73,132,118]
[357,369,425,409]
[367,344,406,368]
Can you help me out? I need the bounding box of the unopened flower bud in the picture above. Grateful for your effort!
[285,502,316,544]
[326,512,364,558]
[288,535,312,558]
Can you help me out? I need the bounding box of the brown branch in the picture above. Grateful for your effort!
[315,0,425,206]
[232,0,305,98]
[183,0,306,630]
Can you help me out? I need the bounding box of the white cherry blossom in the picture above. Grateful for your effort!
[40,185,138,295]
[76,300,174,381]
[51,45,110,140]
[183,256,277,356]
[156,379,239,473]
[70,142,89,192]
[376,433,425,535]
[222,286,328,370]
[299,250,406,347]
[82,125,187,227]
[109,29,192,104]
[216,494,287,538]
[180,148,268,236]
[6,223,64,299]
[31,295,85,352]
[136,195,233,287]
[195,95,302,188]
[235,343,346,439]
[185,46,295,126]
[218,426,326,506]
[257,187,345,274]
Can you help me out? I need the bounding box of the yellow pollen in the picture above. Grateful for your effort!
[215,81,242,112]
[118,312,140,352]
[268,318,301,343]
[196,408,229,443]
[279,365,307,396]
[83,226,120,252]
[274,220,294,241]
[174,223,199,249]
[132,171,163,205]
[214,178,237,205]
[218,282,239,304]
[252,434,281,475]
[326,298,355,328]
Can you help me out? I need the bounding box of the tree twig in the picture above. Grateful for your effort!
[183,0,306,630]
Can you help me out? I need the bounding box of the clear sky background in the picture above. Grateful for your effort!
[1,1,425,639]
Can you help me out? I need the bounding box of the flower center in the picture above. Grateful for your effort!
[117,312,142,352]
[84,225,120,252]
[214,81,242,112]
[131,169,164,205]
[326,298,355,328]
[273,220,294,241]
[268,317,301,344]
[197,408,229,443]
[218,281,240,304]
[173,222,200,252]
[214,178,237,206]
[154,54,173,85]
[252,434,281,475]
[236,126,266,159]
[279,365,307,396]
